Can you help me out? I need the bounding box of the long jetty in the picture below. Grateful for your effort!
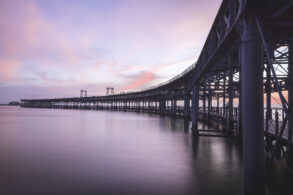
[21,1,293,194]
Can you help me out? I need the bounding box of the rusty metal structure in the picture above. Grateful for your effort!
[20,1,293,194]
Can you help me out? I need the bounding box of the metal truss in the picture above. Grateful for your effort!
[20,1,293,194]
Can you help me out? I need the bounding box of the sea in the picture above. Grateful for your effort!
[0,106,292,195]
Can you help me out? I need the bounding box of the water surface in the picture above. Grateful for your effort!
[0,106,291,195]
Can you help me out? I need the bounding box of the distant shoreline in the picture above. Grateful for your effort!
[0,104,20,106]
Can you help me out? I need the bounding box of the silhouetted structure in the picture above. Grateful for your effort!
[80,90,87,98]
[20,1,293,194]
[106,87,114,95]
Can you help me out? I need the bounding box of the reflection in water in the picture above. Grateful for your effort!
[0,106,292,195]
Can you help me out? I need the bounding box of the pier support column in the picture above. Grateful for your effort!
[203,85,206,121]
[288,42,293,141]
[173,100,177,116]
[159,100,166,114]
[241,14,264,195]
[238,58,242,135]
[208,80,212,122]
[228,68,234,132]
[288,42,293,167]
[171,100,175,115]
[223,75,226,123]
[216,94,219,116]
[192,84,199,135]
[266,57,272,133]
[184,94,190,119]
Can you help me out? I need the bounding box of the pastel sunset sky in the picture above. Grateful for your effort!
[0,0,222,103]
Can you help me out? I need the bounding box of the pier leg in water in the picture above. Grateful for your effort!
[184,93,190,120]
[241,14,265,195]
[192,84,199,136]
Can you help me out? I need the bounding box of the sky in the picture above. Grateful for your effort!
[0,0,222,103]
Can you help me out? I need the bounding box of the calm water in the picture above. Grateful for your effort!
[0,106,292,195]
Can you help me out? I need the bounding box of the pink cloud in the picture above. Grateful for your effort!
[267,92,288,107]
[0,59,21,82]
[122,71,155,90]
[0,0,223,102]
[0,0,96,66]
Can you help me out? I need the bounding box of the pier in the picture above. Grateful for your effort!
[20,1,293,194]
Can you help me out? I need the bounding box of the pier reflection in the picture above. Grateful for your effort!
[0,107,292,195]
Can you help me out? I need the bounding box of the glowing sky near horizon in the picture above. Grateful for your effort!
[0,0,222,103]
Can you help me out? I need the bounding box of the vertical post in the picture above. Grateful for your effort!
[238,54,243,135]
[286,43,292,135]
[223,74,227,123]
[159,100,166,114]
[266,60,272,132]
[241,14,265,195]
[229,0,236,23]
[275,109,279,136]
[192,84,199,135]
[203,84,206,121]
[228,68,234,132]
[173,100,177,116]
[288,42,293,167]
[208,79,212,122]
[184,93,190,119]
[217,94,219,115]
[171,100,174,115]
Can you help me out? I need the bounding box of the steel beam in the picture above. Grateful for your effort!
[217,94,219,115]
[237,49,242,135]
[289,42,293,167]
[266,60,272,132]
[241,14,265,195]
[223,74,226,123]
[208,79,212,122]
[289,42,293,142]
[159,100,166,114]
[202,84,206,121]
[228,66,234,132]
[184,94,190,119]
[192,84,199,135]
[174,100,177,115]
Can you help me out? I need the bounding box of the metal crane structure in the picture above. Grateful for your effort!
[80,90,87,98]
[106,87,114,95]
[20,1,293,194]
